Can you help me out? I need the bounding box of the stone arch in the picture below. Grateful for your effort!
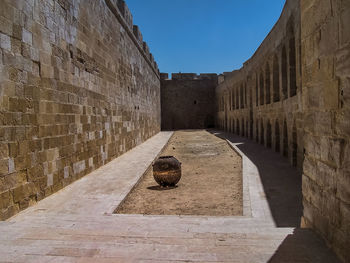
[289,35,297,97]
[273,55,280,102]
[283,119,288,157]
[292,121,297,166]
[275,119,280,152]
[259,72,264,105]
[267,120,272,148]
[260,120,265,145]
[282,46,288,99]
[265,62,271,104]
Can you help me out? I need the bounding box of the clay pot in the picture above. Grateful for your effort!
[152,156,181,187]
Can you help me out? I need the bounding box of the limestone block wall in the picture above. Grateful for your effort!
[301,0,350,261]
[0,0,161,220]
[216,0,303,169]
[161,73,217,130]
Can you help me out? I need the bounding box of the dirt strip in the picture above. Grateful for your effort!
[116,130,242,216]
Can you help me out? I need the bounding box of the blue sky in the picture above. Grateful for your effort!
[126,0,286,74]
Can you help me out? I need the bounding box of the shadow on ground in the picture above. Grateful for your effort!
[210,130,302,227]
[268,228,341,262]
[147,185,178,191]
[209,130,342,262]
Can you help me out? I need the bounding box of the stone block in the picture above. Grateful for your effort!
[0,159,9,176]
[12,182,37,203]
[0,143,9,159]
[0,190,12,210]
[0,32,11,51]
[0,16,12,36]
[320,137,345,167]
[0,204,19,221]
[0,171,27,192]
[340,7,350,46]
[22,28,32,45]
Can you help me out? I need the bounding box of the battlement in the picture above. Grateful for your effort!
[161,73,218,81]
[106,0,159,75]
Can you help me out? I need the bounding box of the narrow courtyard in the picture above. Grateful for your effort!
[0,132,340,262]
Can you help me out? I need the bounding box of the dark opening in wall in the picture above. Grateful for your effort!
[194,100,197,105]
[283,120,288,157]
[250,86,253,107]
[250,120,253,139]
[231,90,235,110]
[289,36,297,97]
[265,63,271,104]
[260,72,264,105]
[240,84,244,109]
[236,119,240,135]
[246,120,249,138]
[236,87,239,109]
[255,120,259,142]
[267,121,272,148]
[260,120,265,145]
[292,122,297,166]
[275,120,280,152]
[282,46,288,99]
[273,55,280,102]
[241,119,245,136]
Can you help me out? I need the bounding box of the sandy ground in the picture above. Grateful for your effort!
[116,130,242,216]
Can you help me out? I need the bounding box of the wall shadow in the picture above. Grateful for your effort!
[209,130,302,227]
[268,228,341,262]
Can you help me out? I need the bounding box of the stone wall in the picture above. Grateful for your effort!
[215,0,350,261]
[301,0,350,262]
[0,0,161,220]
[215,0,303,170]
[161,73,217,130]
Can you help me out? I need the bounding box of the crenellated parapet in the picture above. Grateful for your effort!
[106,0,159,76]
[116,0,133,30]
[162,73,218,81]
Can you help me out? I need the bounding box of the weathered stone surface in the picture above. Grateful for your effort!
[161,74,217,130]
[213,0,349,261]
[0,0,160,220]
[301,0,350,262]
[215,0,303,169]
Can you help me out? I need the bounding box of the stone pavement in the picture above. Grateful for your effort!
[0,131,341,262]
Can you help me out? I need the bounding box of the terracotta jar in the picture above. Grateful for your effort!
[152,156,181,187]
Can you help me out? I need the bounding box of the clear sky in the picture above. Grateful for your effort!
[126,0,286,74]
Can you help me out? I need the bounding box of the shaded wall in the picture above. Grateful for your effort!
[216,0,303,170]
[0,0,160,220]
[216,0,350,261]
[301,0,350,262]
[161,73,217,130]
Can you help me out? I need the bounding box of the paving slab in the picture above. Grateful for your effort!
[0,131,341,262]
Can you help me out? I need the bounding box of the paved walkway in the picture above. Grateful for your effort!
[0,131,341,262]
